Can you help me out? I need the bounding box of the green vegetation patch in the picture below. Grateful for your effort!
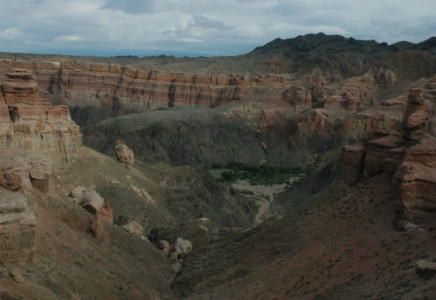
[219,162,305,185]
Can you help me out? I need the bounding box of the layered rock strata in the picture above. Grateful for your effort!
[0,69,82,165]
[0,69,82,264]
[0,60,297,114]
[0,60,390,127]
[337,88,436,222]
[0,149,36,264]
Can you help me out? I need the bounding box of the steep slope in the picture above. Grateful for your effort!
[172,169,436,299]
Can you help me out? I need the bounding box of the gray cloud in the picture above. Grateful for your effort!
[100,0,156,15]
[0,0,434,57]
[192,16,234,30]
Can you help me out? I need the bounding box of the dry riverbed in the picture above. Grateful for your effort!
[232,178,301,225]
[209,169,301,225]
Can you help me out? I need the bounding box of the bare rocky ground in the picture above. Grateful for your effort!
[0,147,256,300]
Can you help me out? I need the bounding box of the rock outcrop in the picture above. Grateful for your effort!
[28,159,51,193]
[0,60,297,117]
[282,86,312,109]
[416,260,436,279]
[70,187,105,214]
[0,168,22,191]
[100,204,114,223]
[91,212,108,243]
[0,69,82,165]
[403,89,428,131]
[174,237,193,257]
[337,144,365,185]
[0,70,82,265]
[0,59,389,128]
[394,162,436,214]
[0,149,36,264]
[337,88,436,223]
[123,221,144,237]
[115,140,134,166]
[9,268,25,284]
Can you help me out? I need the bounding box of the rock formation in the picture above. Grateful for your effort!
[416,260,436,279]
[0,167,22,191]
[174,237,193,257]
[403,89,428,131]
[123,221,144,237]
[282,86,312,109]
[0,69,82,165]
[9,268,25,284]
[337,88,436,224]
[115,140,134,166]
[336,144,365,185]
[0,149,36,264]
[0,60,296,116]
[0,70,82,264]
[160,240,173,256]
[0,59,389,128]
[70,186,105,214]
[91,213,108,243]
[28,159,51,193]
[100,204,114,223]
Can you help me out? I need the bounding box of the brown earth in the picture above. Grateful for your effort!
[173,173,436,299]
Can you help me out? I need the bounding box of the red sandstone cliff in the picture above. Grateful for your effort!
[0,59,393,118]
[337,88,436,224]
[0,69,82,264]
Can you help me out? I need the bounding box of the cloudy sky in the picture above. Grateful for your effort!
[0,0,434,57]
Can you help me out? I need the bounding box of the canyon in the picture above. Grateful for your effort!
[1,33,436,299]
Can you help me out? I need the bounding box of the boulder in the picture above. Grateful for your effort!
[9,269,25,284]
[170,252,178,261]
[416,260,436,279]
[160,240,170,249]
[70,187,104,214]
[100,204,114,223]
[115,140,134,166]
[130,184,155,203]
[91,213,108,243]
[174,238,193,256]
[123,221,144,237]
[70,186,86,198]
[28,159,51,193]
[160,240,173,256]
[0,169,22,191]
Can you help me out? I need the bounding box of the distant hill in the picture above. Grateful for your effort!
[0,33,435,78]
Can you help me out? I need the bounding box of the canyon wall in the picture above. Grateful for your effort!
[0,59,395,128]
[0,69,82,165]
[0,59,297,114]
[0,69,82,264]
[337,88,436,224]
